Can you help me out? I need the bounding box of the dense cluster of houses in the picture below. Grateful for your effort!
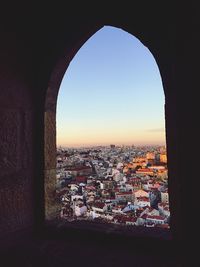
[56,145,170,229]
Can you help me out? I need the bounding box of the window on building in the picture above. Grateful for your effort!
[51,26,170,238]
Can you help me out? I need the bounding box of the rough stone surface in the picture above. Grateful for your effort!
[44,169,60,219]
[0,109,20,172]
[44,111,56,170]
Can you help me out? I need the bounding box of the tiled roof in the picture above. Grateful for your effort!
[147,215,165,220]
[116,191,133,195]
[92,202,105,209]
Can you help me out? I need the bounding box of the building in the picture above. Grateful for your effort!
[136,168,154,176]
[115,191,134,203]
[160,153,167,163]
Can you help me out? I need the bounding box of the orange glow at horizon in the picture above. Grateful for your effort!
[57,127,166,147]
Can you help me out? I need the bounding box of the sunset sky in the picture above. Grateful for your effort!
[56,26,166,148]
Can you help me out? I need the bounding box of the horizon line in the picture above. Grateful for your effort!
[56,143,166,148]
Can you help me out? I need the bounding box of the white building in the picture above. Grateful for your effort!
[134,189,149,198]
[74,204,87,217]
[146,215,165,225]
[135,197,150,208]
[161,191,169,203]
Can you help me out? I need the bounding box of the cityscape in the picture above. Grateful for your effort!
[56,144,170,230]
[55,26,169,232]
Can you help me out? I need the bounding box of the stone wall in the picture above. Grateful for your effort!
[0,5,200,263]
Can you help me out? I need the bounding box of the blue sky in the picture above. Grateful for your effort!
[56,26,166,147]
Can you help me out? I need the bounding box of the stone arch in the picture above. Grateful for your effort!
[44,23,177,240]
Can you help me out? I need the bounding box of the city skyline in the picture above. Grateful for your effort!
[56,26,166,148]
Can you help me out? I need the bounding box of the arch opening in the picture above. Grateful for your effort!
[45,26,171,238]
